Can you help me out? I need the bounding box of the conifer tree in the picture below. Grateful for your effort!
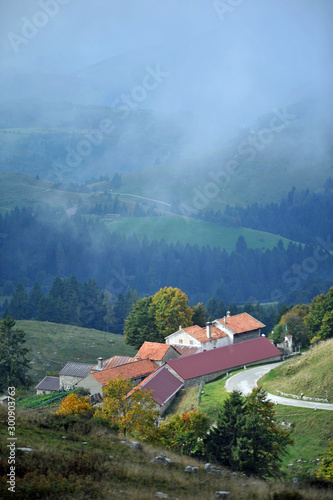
[0,317,31,392]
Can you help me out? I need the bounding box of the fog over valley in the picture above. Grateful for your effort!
[0,0,332,306]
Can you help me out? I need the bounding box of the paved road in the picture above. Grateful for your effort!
[118,193,171,207]
[225,363,333,411]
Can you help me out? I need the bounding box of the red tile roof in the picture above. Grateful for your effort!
[136,367,184,406]
[91,359,158,386]
[91,356,135,371]
[166,337,281,381]
[135,342,173,361]
[216,313,265,334]
[181,324,228,343]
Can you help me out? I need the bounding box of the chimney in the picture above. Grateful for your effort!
[97,357,103,370]
[206,321,212,339]
[179,325,182,331]
[223,316,226,324]
[227,311,231,318]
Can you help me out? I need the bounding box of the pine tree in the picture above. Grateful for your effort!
[8,283,29,320]
[0,317,31,391]
[28,282,44,318]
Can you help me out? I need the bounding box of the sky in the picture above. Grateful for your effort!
[0,0,332,147]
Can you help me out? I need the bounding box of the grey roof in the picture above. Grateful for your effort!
[91,356,135,371]
[59,362,94,377]
[35,376,60,391]
[173,345,200,357]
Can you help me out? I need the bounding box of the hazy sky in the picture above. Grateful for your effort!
[1,1,331,74]
[1,0,332,138]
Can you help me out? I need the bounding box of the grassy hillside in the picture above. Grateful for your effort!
[0,173,89,214]
[165,367,333,479]
[117,102,333,210]
[0,406,332,499]
[0,173,298,252]
[258,340,333,402]
[105,215,294,252]
[17,320,136,386]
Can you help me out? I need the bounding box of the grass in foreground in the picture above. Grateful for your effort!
[165,368,333,480]
[0,407,332,499]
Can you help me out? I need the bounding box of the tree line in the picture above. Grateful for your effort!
[271,287,333,346]
[200,181,333,245]
[3,280,280,336]
[1,206,332,307]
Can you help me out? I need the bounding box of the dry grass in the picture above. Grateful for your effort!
[259,339,333,402]
[0,407,332,499]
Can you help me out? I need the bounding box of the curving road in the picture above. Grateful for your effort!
[225,363,333,411]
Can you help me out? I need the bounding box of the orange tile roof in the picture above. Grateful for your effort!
[91,358,157,386]
[216,313,265,334]
[182,325,228,343]
[135,342,172,361]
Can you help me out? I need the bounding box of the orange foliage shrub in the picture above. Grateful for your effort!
[55,393,93,416]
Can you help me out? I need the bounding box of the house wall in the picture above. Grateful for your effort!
[199,336,231,352]
[77,375,103,396]
[166,330,201,347]
[36,389,53,395]
[59,375,85,391]
[159,392,179,416]
[214,321,235,341]
[161,347,181,364]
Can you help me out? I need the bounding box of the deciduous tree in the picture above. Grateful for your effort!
[95,376,159,437]
[150,287,194,339]
[317,441,333,482]
[153,410,209,456]
[124,287,194,348]
[56,393,93,416]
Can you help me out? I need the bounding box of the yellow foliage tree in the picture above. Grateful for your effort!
[55,393,93,416]
[94,376,159,437]
[151,286,194,339]
[317,441,333,482]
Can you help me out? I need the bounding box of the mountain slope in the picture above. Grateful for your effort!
[259,339,333,402]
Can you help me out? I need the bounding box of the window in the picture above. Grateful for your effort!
[178,339,183,344]
[189,340,193,345]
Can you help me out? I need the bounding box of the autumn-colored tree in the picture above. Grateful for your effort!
[124,287,194,348]
[153,410,209,455]
[150,287,194,339]
[95,376,159,437]
[56,393,94,416]
[277,304,310,346]
[305,288,333,341]
[317,441,333,482]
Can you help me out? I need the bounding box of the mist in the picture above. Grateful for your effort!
[0,0,332,172]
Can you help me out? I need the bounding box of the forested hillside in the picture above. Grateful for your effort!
[1,206,332,308]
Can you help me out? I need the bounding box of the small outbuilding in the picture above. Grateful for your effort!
[35,376,60,395]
